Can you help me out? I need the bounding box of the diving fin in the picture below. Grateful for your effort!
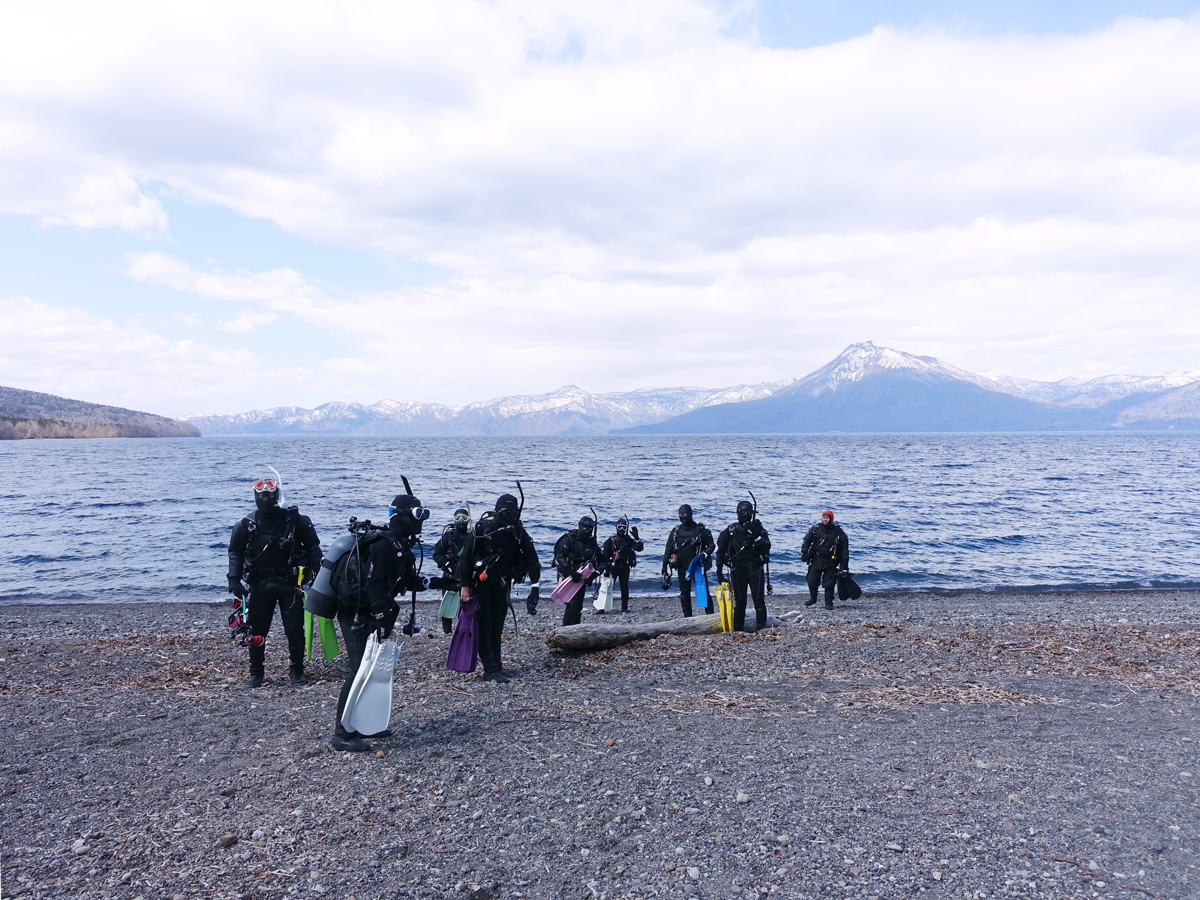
[341,633,382,727]
[343,636,400,737]
[439,589,461,620]
[447,596,479,673]
[551,563,595,604]
[318,615,339,661]
[686,556,711,611]
[716,582,733,632]
[593,574,614,612]
[305,609,315,660]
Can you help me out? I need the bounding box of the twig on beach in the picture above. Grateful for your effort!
[1050,856,1162,899]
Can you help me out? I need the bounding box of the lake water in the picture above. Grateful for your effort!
[2,433,1198,604]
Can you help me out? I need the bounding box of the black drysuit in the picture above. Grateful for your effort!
[553,529,602,625]
[663,521,715,617]
[334,532,426,738]
[800,522,849,606]
[600,531,644,610]
[227,506,322,677]
[716,520,771,631]
[454,520,541,675]
[432,526,469,633]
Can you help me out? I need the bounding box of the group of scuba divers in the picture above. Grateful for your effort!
[227,473,852,752]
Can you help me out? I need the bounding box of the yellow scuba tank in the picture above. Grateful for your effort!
[715,581,733,632]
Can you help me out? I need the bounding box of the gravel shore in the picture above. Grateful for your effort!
[2,589,1197,900]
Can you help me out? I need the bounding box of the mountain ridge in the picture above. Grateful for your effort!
[181,342,1200,436]
[621,342,1200,434]
[183,381,798,436]
[0,386,200,440]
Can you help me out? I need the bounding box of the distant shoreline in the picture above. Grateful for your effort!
[6,586,1200,608]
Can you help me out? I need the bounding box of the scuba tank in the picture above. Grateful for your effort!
[304,532,357,618]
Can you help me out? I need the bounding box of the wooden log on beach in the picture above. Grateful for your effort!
[545,613,785,652]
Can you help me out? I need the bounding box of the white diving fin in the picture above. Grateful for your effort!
[593,574,614,611]
[341,633,382,729]
[342,636,400,736]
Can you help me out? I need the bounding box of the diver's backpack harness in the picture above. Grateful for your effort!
[241,506,301,584]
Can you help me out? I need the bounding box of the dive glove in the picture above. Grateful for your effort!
[716,567,725,583]
[228,576,247,599]
[570,570,583,583]
[526,584,540,616]
[630,526,639,539]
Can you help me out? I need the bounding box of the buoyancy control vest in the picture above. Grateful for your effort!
[554,528,600,575]
[721,520,770,570]
[242,507,301,583]
[469,513,534,585]
[803,523,846,568]
[666,521,712,570]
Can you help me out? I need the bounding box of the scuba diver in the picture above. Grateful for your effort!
[432,507,472,634]
[662,504,715,618]
[716,499,772,631]
[600,517,643,613]
[454,491,541,683]
[330,492,431,752]
[227,473,322,688]
[801,509,849,610]
[553,513,602,625]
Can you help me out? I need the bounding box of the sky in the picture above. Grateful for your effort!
[2,0,1200,417]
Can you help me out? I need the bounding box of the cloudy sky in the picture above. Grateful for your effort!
[2,0,1199,416]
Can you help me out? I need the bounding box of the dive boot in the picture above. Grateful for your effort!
[331,728,371,752]
[824,600,834,610]
[245,674,264,688]
[481,671,510,684]
[804,598,818,607]
[362,728,393,739]
[289,665,307,686]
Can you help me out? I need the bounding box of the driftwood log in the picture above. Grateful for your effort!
[545,612,785,652]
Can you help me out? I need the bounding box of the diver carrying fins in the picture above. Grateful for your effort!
[308,477,451,752]
[453,483,542,683]
[716,492,772,631]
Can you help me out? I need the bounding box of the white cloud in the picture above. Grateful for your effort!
[2,1,1200,404]
[0,295,342,414]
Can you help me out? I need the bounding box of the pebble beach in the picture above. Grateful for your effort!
[1,589,1198,900]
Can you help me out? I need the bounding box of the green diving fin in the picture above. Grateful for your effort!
[318,615,339,661]
[305,610,341,662]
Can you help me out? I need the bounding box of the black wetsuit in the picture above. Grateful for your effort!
[553,529,602,625]
[432,527,469,634]
[663,521,715,617]
[334,531,426,738]
[454,518,541,675]
[600,531,644,611]
[716,520,771,631]
[227,506,322,678]
[801,522,849,607]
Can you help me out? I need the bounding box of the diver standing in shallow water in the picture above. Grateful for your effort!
[554,514,602,625]
[227,474,322,687]
[455,491,541,683]
[331,493,431,752]
[601,518,643,613]
[801,510,849,609]
[662,504,715,617]
[433,507,471,634]
[716,499,771,631]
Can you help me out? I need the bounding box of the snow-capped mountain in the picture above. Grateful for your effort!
[790,342,1046,402]
[184,381,795,436]
[186,342,1200,436]
[623,342,1200,433]
[982,371,1200,408]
